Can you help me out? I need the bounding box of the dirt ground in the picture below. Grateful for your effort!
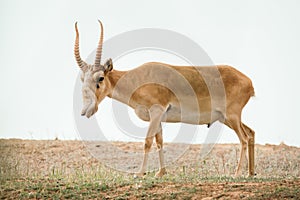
[1,139,299,199]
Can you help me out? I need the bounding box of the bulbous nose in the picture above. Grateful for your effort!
[81,86,97,117]
[81,102,98,118]
[81,104,89,116]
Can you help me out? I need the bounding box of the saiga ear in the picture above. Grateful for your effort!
[104,58,113,73]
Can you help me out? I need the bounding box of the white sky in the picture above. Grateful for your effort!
[0,0,299,146]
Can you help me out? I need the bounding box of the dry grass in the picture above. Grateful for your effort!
[0,139,299,199]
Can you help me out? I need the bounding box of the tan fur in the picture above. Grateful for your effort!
[75,21,255,177]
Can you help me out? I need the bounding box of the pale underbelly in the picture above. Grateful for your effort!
[163,106,222,124]
[134,105,223,125]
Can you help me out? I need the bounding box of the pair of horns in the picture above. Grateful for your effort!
[74,20,103,69]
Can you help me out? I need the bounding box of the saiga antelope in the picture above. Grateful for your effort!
[74,20,255,177]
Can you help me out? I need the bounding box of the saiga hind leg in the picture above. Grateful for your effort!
[154,124,166,177]
[242,123,255,176]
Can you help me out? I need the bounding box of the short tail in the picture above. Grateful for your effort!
[250,82,255,97]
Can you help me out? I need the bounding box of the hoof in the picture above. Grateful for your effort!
[155,168,167,178]
[247,173,257,178]
[134,172,146,179]
[234,172,242,178]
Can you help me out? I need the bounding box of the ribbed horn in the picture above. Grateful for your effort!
[74,22,87,70]
[94,20,104,68]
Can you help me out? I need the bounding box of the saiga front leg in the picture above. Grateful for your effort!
[136,104,167,177]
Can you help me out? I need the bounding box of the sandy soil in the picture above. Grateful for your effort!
[1,139,299,199]
[1,139,299,176]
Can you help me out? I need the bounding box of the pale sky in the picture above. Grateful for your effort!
[0,0,299,146]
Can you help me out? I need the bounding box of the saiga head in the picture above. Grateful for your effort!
[74,20,113,118]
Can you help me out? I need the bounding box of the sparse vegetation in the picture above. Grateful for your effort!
[0,139,299,199]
